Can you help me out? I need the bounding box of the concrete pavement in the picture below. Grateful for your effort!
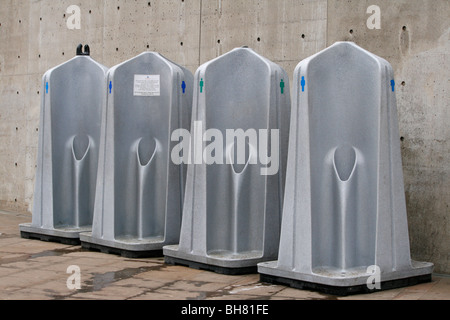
[0,210,448,301]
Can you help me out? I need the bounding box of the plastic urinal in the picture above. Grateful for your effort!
[163,47,291,274]
[20,45,108,245]
[80,52,193,258]
[258,42,434,295]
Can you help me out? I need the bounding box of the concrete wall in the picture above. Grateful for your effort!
[0,0,448,274]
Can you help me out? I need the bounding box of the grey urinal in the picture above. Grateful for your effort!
[258,42,434,295]
[19,45,108,244]
[79,52,193,258]
[163,47,291,274]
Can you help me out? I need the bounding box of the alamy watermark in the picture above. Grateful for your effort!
[366,265,381,290]
[367,5,381,30]
[66,5,81,30]
[66,265,81,290]
[65,4,381,31]
[171,121,280,176]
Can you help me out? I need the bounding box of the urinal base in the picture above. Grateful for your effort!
[80,241,163,259]
[19,223,89,245]
[80,232,167,258]
[163,245,268,275]
[20,231,81,245]
[259,272,432,296]
[164,256,257,276]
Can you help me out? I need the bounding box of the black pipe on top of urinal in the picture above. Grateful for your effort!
[76,44,90,56]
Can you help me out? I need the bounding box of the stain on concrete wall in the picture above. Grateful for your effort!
[0,0,448,273]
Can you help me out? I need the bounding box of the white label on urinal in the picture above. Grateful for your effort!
[133,74,160,96]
